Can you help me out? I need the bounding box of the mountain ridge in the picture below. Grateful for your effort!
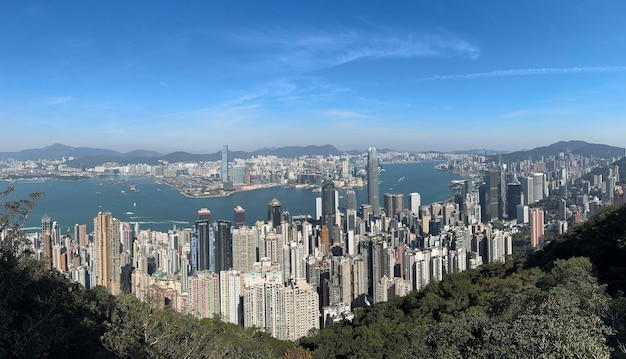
[1,140,624,164]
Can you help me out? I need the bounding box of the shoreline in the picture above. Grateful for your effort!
[178,182,285,199]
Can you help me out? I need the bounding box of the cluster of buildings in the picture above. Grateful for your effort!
[7,146,626,341]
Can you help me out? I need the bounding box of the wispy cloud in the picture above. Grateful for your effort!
[234,27,479,73]
[417,66,626,81]
[31,96,73,106]
[502,108,576,119]
[322,109,372,120]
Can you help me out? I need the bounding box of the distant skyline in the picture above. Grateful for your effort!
[1,1,626,153]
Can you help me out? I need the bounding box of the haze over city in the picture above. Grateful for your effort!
[1,1,626,153]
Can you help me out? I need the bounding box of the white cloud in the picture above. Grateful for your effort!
[31,96,72,106]
[502,108,576,119]
[234,27,480,74]
[418,66,626,81]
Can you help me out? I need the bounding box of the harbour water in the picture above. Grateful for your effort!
[1,161,464,234]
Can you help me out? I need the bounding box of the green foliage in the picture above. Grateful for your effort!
[0,251,115,358]
[301,256,613,358]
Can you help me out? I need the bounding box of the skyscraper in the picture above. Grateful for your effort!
[367,147,380,217]
[480,171,499,223]
[521,176,534,205]
[216,220,233,272]
[345,189,357,211]
[321,178,336,228]
[409,193,421,216]
[268,198,282,228]
[532,173,545,203]
[41,215,53,270]
[194,209,213,273]
[94,212,121,295]
[221,145,228,183]
[506,183,522,220]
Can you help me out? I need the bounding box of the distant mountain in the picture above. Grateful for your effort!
[122,149,163,158]
[452,148,508,155]
[0,143,345,164]
[494,140,625,162]
[0,143,163,162]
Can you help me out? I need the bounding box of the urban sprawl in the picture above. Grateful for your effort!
[3,146,624,341]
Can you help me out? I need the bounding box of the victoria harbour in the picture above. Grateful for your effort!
[3,161,464,233]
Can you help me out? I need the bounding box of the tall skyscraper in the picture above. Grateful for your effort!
[480,171,499,223]
[532,173,545,203]
[321,178,336,228]
[194,209,213,273]
[268,198,282,228]
[94,212,121,295]
[392,193,404,216]
[530,208,545,248]
[216,220,233,272]
[367,147,380,217]
[75,223,87,248]
[345,189,357,211]
[522,176,534,205]
[221,145,228,183]
[506,183,522,220]
[384,193,394,217]
[409,192,421,216]
[41,215,53,270]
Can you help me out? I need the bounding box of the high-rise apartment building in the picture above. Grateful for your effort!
[190,271,220,319]
[283,279,320,341]
[220,269,242,325]
[232,225,258,273]
[530,208,545,248]
[94,212,121,295]
[234,205,246,227]
[367,147,380,217]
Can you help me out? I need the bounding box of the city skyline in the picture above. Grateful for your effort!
[2,2,626,153]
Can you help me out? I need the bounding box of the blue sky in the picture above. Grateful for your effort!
[1,1,626,154]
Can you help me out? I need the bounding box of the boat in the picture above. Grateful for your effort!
[312,187,321,193]
[96,192,102,195]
